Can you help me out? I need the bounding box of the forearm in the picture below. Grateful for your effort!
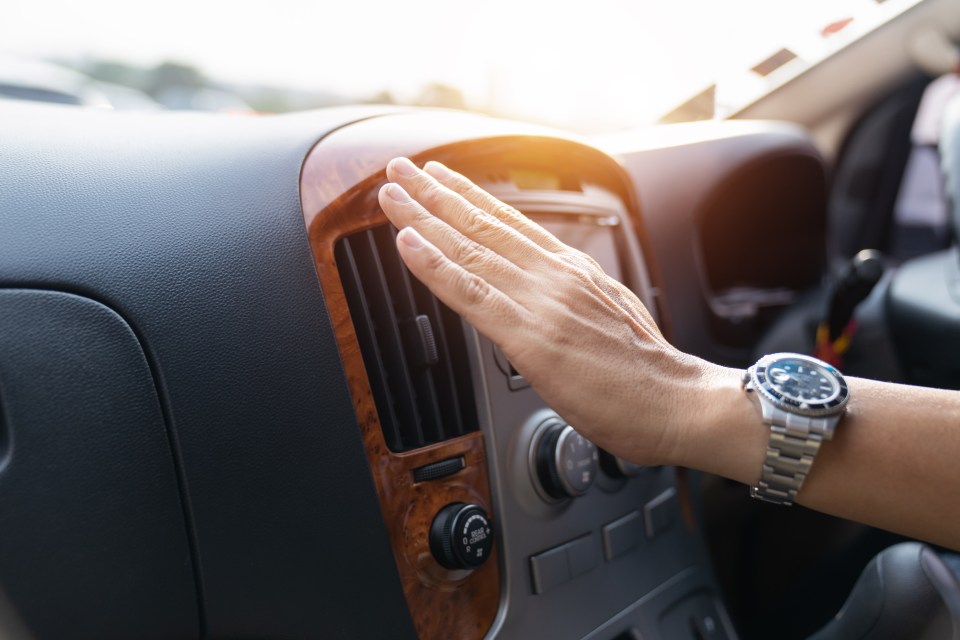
[680,367,960,550]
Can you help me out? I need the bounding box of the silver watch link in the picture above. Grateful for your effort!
[743,353,849,506]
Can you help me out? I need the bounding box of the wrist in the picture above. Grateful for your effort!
[669,363,768,485]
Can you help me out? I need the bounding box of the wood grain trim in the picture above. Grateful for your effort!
[300,118,503,640]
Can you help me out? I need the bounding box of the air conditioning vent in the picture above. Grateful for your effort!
[335,225,479,452]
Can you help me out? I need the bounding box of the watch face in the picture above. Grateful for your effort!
[754,354,848,415]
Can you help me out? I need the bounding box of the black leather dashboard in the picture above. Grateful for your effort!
[0,101,417,639]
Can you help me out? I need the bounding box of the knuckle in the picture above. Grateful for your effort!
[462,208,491,237]
[452,237,488,271]
[495,202,523,221]
[409,203,437,227]
[417,181,446,210]
[471,210,509,242]
[556,252,590,279]
[423,245,446,273]
[559,251,606,285]
[459,273,491,307]
[451,199,476,226]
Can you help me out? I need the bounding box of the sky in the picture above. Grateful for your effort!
[1,0,912,131]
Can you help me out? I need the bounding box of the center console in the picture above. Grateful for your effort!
[300,111,735,639]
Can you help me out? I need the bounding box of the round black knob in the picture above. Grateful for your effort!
[599,449,643,478]
[535,423,599,499]
[429,503,493,570]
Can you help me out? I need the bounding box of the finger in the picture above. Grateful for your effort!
[386,158,544,269]
[378,183,529,295]
[420,161,628,299]
[422,160,568,253]
[394,226,528,348]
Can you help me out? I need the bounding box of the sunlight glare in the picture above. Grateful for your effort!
[1,0,917,131]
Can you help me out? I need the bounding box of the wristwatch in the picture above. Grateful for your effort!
[742,353,850,505]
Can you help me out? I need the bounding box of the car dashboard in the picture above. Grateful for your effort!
[0,101,829,639]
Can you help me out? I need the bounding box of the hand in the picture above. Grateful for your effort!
[377,157,723,466]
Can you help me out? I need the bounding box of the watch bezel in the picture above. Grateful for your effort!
[749,353,849,418]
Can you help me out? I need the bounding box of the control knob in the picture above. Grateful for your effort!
[535,422,599,499]
[429,503,493,570]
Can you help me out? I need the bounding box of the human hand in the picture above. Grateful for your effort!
[377,157,726,466]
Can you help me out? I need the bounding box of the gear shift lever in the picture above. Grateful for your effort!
[815,250,885,365]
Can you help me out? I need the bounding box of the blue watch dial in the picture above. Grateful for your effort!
[752,354,849,414]
[766,357,839,403]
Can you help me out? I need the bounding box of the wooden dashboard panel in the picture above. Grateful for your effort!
[300,115,525,640]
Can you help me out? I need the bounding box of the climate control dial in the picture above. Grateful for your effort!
[429,503,493,570]
[534,422,599,499]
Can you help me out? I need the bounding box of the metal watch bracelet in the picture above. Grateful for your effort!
[751,407,830,505]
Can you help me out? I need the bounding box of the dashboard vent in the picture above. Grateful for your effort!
[335,225,479,452]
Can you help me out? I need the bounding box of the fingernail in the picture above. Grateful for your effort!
[384,183,411,202]
[398,227,425,250]
[424,161,452,180]
[390,157,419,178]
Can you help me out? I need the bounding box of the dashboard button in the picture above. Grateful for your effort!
[602,510,643,561]
[530,545,570,594]
[412,456,465,483]
[530,534,598,594]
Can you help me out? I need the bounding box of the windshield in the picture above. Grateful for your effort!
[2,0,924,132]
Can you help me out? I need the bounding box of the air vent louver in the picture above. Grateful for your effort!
[336,225,479,452]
